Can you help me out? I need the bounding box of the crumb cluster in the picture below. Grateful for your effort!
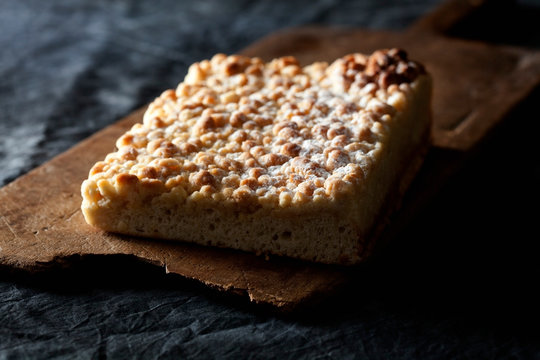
[83,49,424,209]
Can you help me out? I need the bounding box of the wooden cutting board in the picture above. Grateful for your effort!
[2,0,540,310]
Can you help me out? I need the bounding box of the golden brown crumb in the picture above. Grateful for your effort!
[83,50,425,210]
[81,50,431,265]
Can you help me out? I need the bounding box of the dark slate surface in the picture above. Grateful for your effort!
[1,0,540,358]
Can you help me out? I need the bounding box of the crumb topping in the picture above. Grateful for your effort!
[84,49,425,209]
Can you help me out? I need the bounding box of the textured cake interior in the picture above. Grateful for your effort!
[81,50,431,265]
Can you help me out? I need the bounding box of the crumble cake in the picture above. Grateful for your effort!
[81,49,431,265]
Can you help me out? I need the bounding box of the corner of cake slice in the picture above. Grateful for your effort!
[81,49,432,265]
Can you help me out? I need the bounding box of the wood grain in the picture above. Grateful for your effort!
[2,0,540,309]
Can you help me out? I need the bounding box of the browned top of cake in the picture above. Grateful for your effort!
[83,49,426,210]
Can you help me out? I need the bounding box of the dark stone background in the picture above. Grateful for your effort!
[1,0,540,358]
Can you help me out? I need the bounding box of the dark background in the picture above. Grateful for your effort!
[1,0,540,358]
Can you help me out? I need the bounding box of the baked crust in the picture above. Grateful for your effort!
[81,49,431,265]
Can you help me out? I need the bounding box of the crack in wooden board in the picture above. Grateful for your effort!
[2,0,540,310]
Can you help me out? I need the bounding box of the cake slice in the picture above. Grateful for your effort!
[81,49,431,265]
